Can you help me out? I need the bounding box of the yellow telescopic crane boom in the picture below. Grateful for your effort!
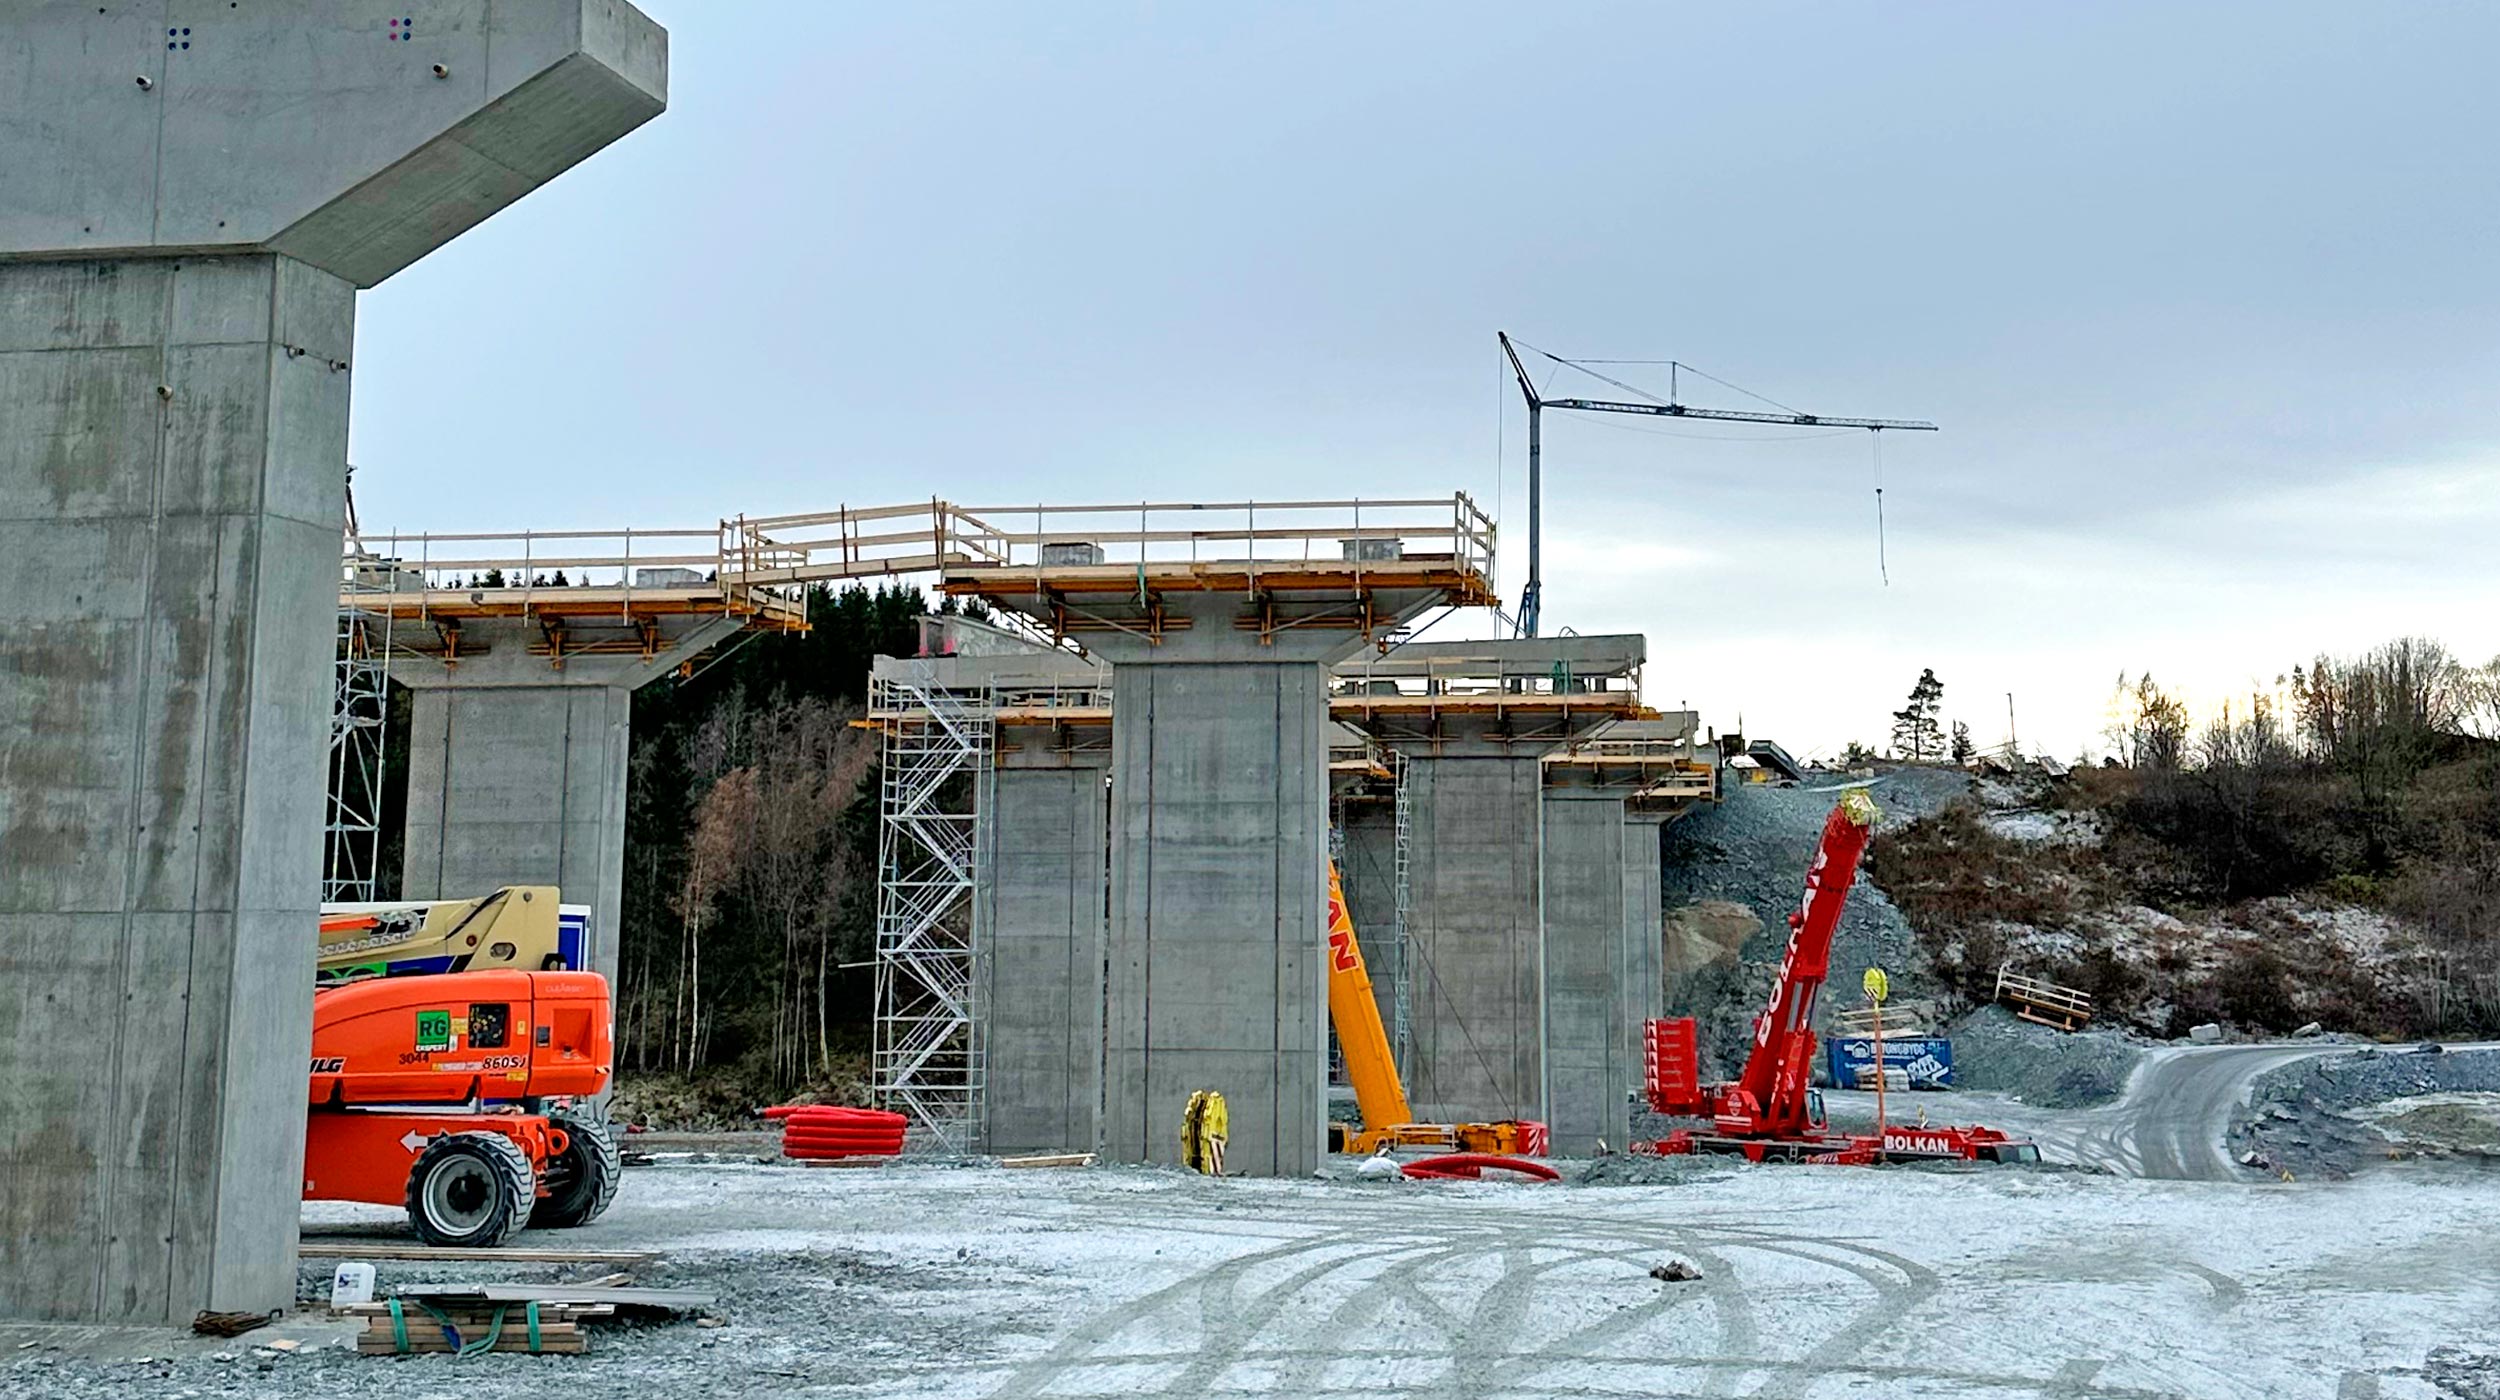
[1325,860,1415,1133]
[1325,855,1546,1155]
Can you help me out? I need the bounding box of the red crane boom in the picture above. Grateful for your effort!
[1638,790,2039,1165]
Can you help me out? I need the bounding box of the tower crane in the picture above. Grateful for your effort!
[1498,332,1939,637]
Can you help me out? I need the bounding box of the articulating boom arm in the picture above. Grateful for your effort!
[1728,789,1879,1136]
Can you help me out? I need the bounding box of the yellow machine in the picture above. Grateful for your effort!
[317,886,579,983]
[1324,860,1545,1155]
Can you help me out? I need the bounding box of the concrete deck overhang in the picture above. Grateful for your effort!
[1332,634,1651,758]
[941,561,1493,665]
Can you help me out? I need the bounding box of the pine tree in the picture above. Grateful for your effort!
[1950,720,1974,764]
[1889,669,1945,760]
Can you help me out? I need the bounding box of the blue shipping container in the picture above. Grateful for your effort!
[1826,1036,1954,1089]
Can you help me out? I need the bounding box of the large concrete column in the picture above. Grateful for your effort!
[394,619,733,979]
[1340,636,1648,1127]
[952,546,1484,1177]
[0,2,663,1324]
[1538,790,1676,1154]
[1399,755,1550,1122]
[1623,805,1671,1081]
[977,742,1111,1156]
[1105,659,1332,1174]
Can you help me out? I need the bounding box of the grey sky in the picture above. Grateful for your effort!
[349,2,2500,757]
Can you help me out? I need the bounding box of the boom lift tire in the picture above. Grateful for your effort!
[528,1108,621,1229]
[405,1132,536,1248]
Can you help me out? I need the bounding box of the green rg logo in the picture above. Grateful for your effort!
[414,1009,451,1053]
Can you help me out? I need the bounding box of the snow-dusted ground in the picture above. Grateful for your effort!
[23,1159,2491,1400]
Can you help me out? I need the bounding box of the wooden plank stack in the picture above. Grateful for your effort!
[350,1298,612,1356]
[1832,1000,1936,1037]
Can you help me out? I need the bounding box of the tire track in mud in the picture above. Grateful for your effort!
[1165,1236,1462,1396]
[1734,1237,1938,1400]
[978,1215,1442,1398]
[988,1196,1924,1399]
[974,1191,2182,1399]
[1269,1231,1489,1395]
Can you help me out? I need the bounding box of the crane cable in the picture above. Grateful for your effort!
[1872,429,1889,587]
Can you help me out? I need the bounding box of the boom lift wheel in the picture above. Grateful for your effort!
[404,1131,536,1248]
[529,1107,621,1229]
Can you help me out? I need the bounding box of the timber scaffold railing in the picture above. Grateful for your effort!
[347,495,1498,654]
[937,496,1498,647]
[341,519,811,641]
[728,495,1492,578]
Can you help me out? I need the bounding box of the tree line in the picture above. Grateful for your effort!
[614,583,971,1090]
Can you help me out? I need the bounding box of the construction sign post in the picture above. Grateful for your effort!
[1863,967,1890,1138]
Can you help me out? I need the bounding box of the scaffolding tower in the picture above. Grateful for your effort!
[1390,749,1414,1079]
[870,669,994,1152]
[325,601,393,902]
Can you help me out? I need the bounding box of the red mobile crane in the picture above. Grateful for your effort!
[1637,790,2039,1165]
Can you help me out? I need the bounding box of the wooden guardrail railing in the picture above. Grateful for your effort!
[1994,965,2093,1031]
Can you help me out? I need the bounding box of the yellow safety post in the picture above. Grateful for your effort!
[1862,966,1890,1144]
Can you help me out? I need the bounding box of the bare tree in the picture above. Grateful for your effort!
[675,766,756,1072]
[2106,672,2190,771]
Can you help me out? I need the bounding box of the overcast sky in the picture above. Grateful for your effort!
[348,2,2500,760]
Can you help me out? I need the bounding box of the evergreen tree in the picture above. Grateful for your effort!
[1890,668,1945,760]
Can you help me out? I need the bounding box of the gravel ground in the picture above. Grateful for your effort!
[1942,1005,2147,1108]
[1660,767,1972,1077]
[9,1156,2498,1399]
[2231,1046,2500,1180]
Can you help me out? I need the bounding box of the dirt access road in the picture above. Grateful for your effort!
[2018,1043,2346,1179]
[1996,1041,2500,1180]
[1825,1043,2342,1180]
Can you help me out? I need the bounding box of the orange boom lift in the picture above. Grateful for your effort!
[304,890,621,1246]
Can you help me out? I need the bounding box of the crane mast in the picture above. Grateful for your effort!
[1497,332,1938,637]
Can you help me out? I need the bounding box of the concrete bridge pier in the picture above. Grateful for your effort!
[972,677,1113,1157]
[1538,717,1711,1152]
[949,520,1489,1176]
[1537,789,1675,1153]
[0,2,664,1324]
[1338,636,1649,1128]
[390,614,736,978]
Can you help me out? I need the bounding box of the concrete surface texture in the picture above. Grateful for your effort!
[949,561,1479,1178]
[1105,659,1333,1175]
[0,0,666,289]
[391,617,733,977]
[1397,754,1548,1123]
[1551,800,1670,1153]
[976,746,1111,1156]
[0,254,346,1323]
[0,0,666,1325]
